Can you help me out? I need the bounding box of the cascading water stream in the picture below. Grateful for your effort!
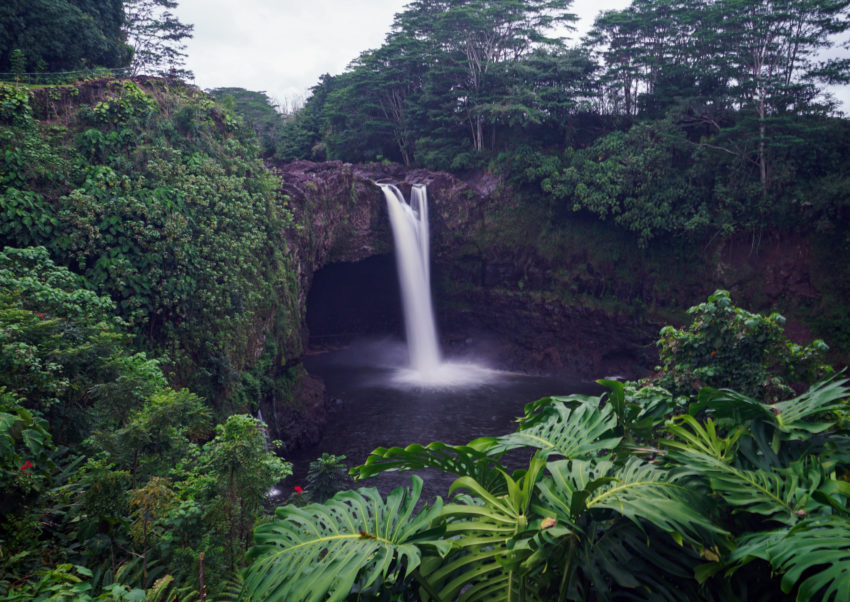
[379,183,497,387]
[380,183,441,375]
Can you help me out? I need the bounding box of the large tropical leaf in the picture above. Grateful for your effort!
[418,455,552,602]
[537,457,723,546]
[353,439,508,494]
[691,376,849,440]
[243,476,450,602]
[729,516,850,602]
[491,401,621,460]
[516,393,604,428]
[569,520,708,602]
[689,387,778,424]
[666,416,828,525]
[664,414,745,462]
[597,379,679,442]
[771,376,850,437]
[532,457,722,600]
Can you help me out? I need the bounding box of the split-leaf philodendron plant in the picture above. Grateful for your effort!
[243,293,849,601]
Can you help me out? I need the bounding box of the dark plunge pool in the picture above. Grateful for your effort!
[282,338,603,501]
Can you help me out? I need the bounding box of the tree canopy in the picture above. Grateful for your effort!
[275,0,850,243]
[0,0,130,72]
[123,0,193,78]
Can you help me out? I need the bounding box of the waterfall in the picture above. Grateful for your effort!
[380,183,441,375]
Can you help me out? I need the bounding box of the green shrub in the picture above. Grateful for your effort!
[655,289,831,400]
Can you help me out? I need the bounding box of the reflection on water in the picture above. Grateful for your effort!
[283,338,601,500]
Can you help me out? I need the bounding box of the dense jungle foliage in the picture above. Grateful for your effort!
[0,79,305,599]
[245,291,849,602]
[279,0,850,245]
[1,0,850,599]
[1,0,193,79]
[0,80,301,415]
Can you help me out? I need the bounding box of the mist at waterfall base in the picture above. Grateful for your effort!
[282,184,600,499]
[380,183,498,388]
[295,340,600,498]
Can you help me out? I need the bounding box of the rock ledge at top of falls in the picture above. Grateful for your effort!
[267,159,492,271]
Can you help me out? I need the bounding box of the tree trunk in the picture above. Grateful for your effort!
[199,552,207,601]
[228,470,235,571]
[758,94,767,198]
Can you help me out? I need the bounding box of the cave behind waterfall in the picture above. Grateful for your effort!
[306,254,404,346]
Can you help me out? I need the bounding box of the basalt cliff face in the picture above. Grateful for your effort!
[272,160,652,376]
[265,159,828,448]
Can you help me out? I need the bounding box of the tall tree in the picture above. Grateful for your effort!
[584,0,710,116]
[339,33,428,165]
[394,0,577,152]
[209,87,286,157]
[706,0,850,193]
[584,7,644,116]
[0,0,130,72]
[123,0,193,78]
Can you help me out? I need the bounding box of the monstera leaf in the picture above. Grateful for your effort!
[691,376,849,440]
[729,515,850,602]
[771,376,849,437]
[538,457,722,545]
[418,455,551,602]
[353,439,508,494]
[491,401,621,460]
[569,519,708,602]
[243,476,450,602]
[666,416,829,525]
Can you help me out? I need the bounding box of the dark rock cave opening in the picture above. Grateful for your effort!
[305,254,404,347]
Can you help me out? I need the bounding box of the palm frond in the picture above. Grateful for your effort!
[243,476,449,602]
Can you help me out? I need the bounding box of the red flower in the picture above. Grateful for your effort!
[294,486,303,494]
[36,313,46,319]
[20,460,33,471]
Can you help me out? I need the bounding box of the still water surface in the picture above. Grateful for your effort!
[284,339,601,500]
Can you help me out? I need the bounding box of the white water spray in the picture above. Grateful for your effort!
[380,183,498,387]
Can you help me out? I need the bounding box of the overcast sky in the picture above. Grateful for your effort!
[172,0,629,107]
[173,0,849,113]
